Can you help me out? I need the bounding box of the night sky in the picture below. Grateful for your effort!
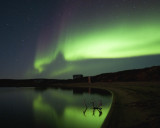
[0,0,160,79]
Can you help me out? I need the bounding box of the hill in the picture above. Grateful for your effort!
[91,66,160,82]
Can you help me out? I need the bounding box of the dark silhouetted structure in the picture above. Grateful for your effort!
[73,74,83,79]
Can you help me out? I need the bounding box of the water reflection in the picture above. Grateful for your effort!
[83,100,102,117]
[33,87,112,128]
[0,87,112,128]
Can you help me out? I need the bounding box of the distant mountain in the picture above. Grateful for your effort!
[91,66,160,82]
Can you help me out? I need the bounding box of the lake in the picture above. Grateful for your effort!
[0,87,112,128]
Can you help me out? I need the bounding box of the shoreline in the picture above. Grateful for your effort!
[96,82,160,128]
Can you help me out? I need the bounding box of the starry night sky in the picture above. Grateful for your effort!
[0,0,160,79]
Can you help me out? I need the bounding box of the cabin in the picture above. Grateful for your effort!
[73,74,83,79]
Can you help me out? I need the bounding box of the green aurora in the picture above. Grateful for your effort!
[34,21,160,74]
[1,0,160,79]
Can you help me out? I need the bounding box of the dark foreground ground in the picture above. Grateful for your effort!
[93,82,160,128]
[66,82,160,128]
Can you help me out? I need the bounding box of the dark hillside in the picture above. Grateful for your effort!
[91,66,160,82]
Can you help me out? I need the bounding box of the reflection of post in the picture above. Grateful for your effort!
[88,76,91,84]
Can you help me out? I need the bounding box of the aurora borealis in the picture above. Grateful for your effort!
[35,21,160,73]
[1,0,160,79]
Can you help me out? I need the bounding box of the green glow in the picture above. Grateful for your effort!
[51,65,76,77]
[63,106,110,128]
[33,95,60,127]
[62,22,160,61]
[33,95,111,128]
[33,89,112,128]
[34,21,160,73]
[34,49,59,73]
[48,89,74,102]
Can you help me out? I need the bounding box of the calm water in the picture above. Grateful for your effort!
[0,87,112,128]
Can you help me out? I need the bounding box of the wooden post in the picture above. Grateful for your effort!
[88,76,91,84]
